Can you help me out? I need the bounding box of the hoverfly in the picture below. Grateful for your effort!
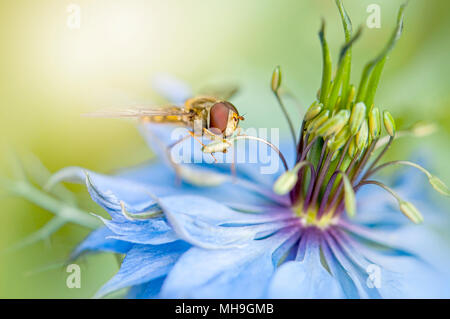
[88,96,245,158]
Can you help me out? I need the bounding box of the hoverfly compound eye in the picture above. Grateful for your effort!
[210,101,240,134]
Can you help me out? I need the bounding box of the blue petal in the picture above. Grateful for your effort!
[339,221,450,297]
[160,227,300,298]
[126,276,166,299]
[95,241,189,298]
[324,226,450,298]
[354,166,447,229]
[268,228,343,298]
[49,162,286,216]
[117,161,286,208]
[98,215,178,245]
[71,226,133,259]
[156,195,295,249]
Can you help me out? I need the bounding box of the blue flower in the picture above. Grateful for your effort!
[32,1,450,298]
[48,120,450,298]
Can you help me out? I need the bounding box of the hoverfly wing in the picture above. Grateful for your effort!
[84,106,189,118]
[198,84,239,101]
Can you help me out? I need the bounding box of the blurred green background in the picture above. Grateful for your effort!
[0,0,449,298]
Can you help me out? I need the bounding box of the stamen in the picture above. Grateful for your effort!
[271,66,297,153]
[365,160,450,196]
[233,135,289,172]
[356,180,423,224]
[273,161,315,195]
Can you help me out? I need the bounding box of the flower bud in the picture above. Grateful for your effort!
[349,102,366,134]
[271,66,282,92]
[383,110,396,137]
[369,107,381,138]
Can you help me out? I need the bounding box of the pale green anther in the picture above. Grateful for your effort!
[307,110,329,133]
[329,127,350,152]
[372,160,450,197]
[383,110,396,137]
[273,161,312,195]
[429,176,450,196]
[273,171,298,195]
[348,137,357,157]
[356,120,368,150]
[271,66,282,92]
[411,122,438,137]
[349,102,366,134]
[304,102,323,122]
[369,107,381,138]
[342,173,356,218]
[399,201,423,224]
[315,109,350,137]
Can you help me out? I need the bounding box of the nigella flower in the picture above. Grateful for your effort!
[9,1,450,298]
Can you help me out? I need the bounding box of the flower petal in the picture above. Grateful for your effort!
[98,215,178,245]
[160,227,300,298]
[267,228,343,298]
[94,241,189,298]
[70,226,133,259]
[338,222,450,298]
[126,276,166,299]
[156,195,294,249]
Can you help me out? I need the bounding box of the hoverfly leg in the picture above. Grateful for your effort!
[230,146,237,183]
[187,130,217,162]
[203,128,222,142]
[166,134,191,184]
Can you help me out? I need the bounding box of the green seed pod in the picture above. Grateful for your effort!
[399,201,423,224]
[307,110,329,133]
[349,102,366,135]
[383,110,396,137]
[356,120,368,150]
[271,66,282,92]
[304,102,322,122]
[315,109,350,137]
[369,107,381,138]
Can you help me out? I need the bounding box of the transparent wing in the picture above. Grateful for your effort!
[84,106,189,118]
[198,83,239,100]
